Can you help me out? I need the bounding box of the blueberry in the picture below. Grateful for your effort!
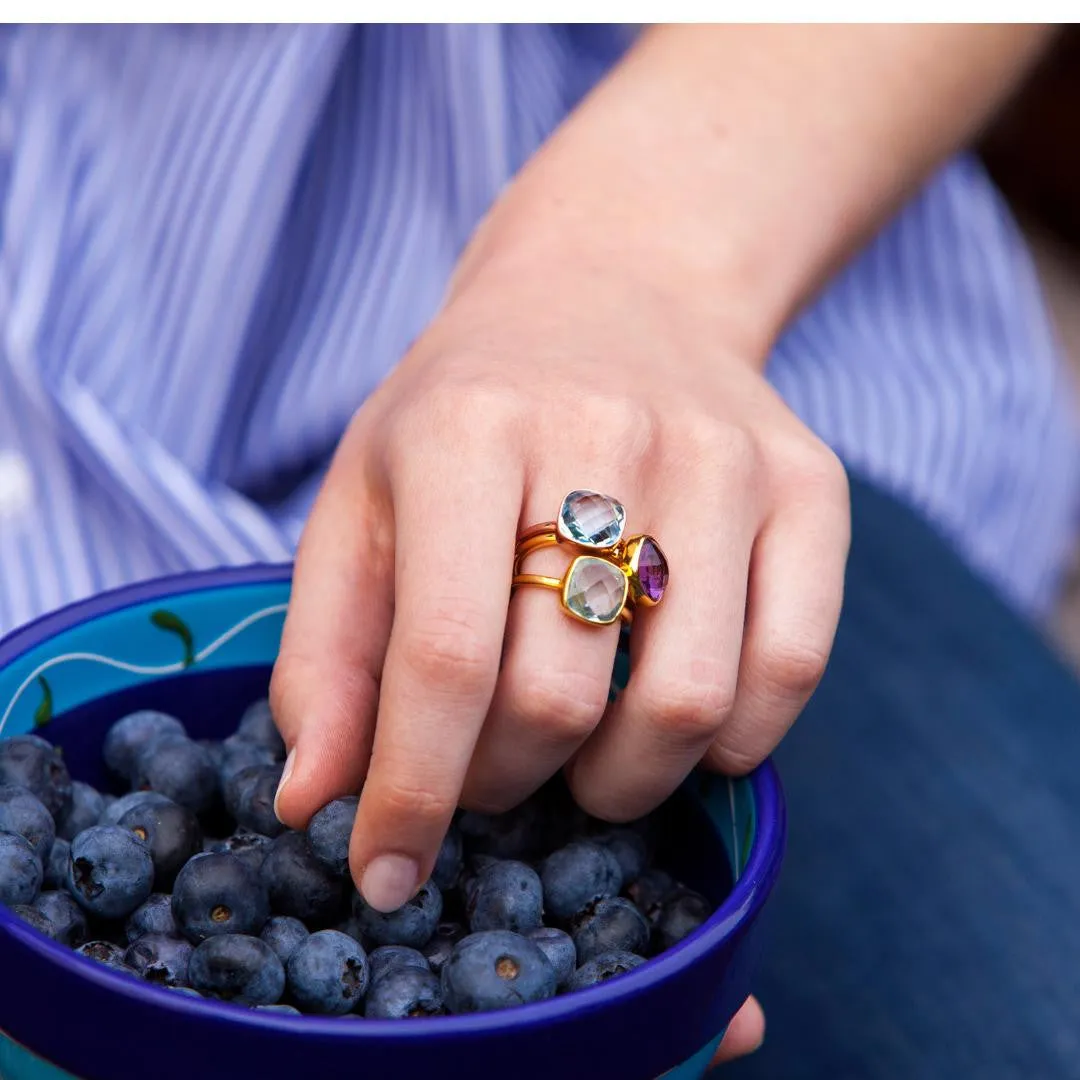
[118,798,202,889]
[56,782,106,843]
[188,934,285,1005]
[534,777,592,851]
[307,797,358,877]
[353,879,442,948]
[572,897,649,962]
[131,735,217,816]
[524,926,576,987]
[10,904,53,936]
[76,939,135,973]
[333,913,368,946]
[259,831,345,926]
[367,944,430,983]
[565,949,646,990]
[286,929,369,1015]
[0,734,72,818]
[366,965,444,1018]
[441,930,556,1013]
[432,825,463,891]
[0,784,55,863]
[260,915,309,966]
[67,825,154,919]
[45,837,70,890]
[171,852,270,943]
[421,921,465,975]
[466,860,543,934]
[223,763,284,838]
[655,888,711,950]
[458,801,543,861]
[125,932,194,986]
[104,711,186,781]
[101,791,173,827]
[32,889,89,946]
[235,698,285,760]
[218,735,276,785]
[198,740,226,773]
[591,827,649,886]
[624,867,674,923]
[210,832,272,875]
[169,986,206,999]
[125,893,179,942]
[460,854,499,908]
[539,841,623,923]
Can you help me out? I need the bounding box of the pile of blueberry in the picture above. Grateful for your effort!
[0,702,715,1018]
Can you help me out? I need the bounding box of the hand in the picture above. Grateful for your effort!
[269,234,850,914]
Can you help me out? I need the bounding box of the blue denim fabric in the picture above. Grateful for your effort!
[723,473,1080,1080]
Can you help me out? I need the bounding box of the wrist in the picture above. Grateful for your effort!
[449,24,1054,370]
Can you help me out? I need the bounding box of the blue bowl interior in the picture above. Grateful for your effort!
[0,568,776,1080]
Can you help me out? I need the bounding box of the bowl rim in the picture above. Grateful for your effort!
[0,563,786,1041]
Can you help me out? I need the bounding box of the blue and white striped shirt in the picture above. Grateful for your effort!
[0,23,1075,633]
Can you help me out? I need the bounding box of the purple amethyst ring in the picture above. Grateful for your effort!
[512,490,669,627]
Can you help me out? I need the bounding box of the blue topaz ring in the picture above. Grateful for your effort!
[512,490,669,627]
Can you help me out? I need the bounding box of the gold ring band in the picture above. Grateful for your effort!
[511,570,634,626]
[511,490,668,627]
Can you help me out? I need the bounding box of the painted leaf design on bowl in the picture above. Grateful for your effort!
[32,676,52,728]
[149,610,195,668]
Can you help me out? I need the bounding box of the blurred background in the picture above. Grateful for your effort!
[981,26,1080,665]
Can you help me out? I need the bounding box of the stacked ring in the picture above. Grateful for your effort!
[511,490,669,627]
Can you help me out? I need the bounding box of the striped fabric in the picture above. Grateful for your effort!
[0,23,1075,635]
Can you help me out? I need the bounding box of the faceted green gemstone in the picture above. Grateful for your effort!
[563,556,629,625]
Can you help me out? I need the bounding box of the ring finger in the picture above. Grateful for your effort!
[565,449,760,821]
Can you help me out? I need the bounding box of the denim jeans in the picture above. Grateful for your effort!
[722,475,1080,1080]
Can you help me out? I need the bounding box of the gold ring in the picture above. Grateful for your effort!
[511,490,669,627]
[511,560,635,626]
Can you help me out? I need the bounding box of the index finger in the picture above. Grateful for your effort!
[349,434,522,912]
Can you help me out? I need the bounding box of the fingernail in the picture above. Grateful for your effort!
[360,853,418,913]
[273,748,295,822]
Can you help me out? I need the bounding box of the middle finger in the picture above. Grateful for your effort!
[461,481,628,811]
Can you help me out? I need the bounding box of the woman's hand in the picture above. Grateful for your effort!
[269,23,1054,1063]
[269,226,849,909]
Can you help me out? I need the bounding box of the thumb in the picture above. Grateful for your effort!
[710,996,766,1068]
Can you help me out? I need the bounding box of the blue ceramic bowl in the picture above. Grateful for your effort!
[0,565,785,1080]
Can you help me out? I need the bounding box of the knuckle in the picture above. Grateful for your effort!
[448,383,524,443]
[772,436,849,501]
[641,668,735,746]
[685,417,758,482]
[512,669,608,744]
[705,738,765,778]
[576,393,658,461]
[403,381,522,448]
[800,444,850,502]
[399,606,497,694]
[564,765,647,825]
[754,635,830,701]
[377,778,456,828]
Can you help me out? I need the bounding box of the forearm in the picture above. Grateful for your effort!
[460,24,1056,362]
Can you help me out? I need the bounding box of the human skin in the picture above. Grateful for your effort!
[271,24,1055,1063]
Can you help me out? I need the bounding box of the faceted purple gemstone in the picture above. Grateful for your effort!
[636,538,668,603]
